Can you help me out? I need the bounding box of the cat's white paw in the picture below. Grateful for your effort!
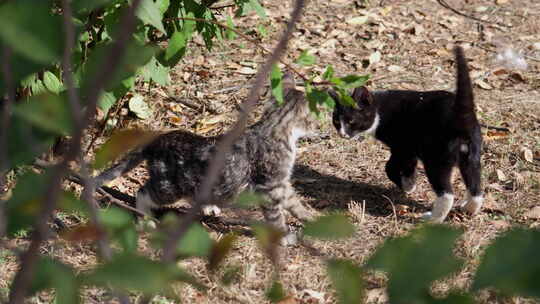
[401,175,416,194]
[421,193,454,223]
[280,232,299,246]
[421,211,445,223]
[459,194,483,215]
[202,205,222,216]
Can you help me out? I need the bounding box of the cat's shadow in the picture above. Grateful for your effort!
[292,164,428,217]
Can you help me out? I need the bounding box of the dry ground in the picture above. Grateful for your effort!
[2,0,540,303]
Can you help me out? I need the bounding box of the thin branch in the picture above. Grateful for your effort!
[8,1,143,303]
[164,16,333,86]
[0,45,15,239]
[160,0,306,263]
[436,0,512,28]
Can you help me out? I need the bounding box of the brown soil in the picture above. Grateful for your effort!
[2,0,540,303]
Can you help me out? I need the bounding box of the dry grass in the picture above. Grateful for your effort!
[2,0,540,303]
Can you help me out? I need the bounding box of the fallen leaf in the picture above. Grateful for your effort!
[522,147,533,162]
[237,67,257,75]
[369,51,381,65]
[277,297,297,304]
[496,169,506,181]
[365,288,387,303]
[493,68,508,76]
[510,72,526,82]
[496,0,509,4]
[490,220,510,229]
[346,16,369,25]
[475,6,489,12]
[485,129,509,141]
[301,289,325,302]
[387,65,402,72]
[524,206,540,219]
[475,79,493,90]
[395,204,409,215]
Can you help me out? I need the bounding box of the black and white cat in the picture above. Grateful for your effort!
[330,46,483,223]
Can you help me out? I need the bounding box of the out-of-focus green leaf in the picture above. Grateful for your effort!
[295,50,316,66]
[43,71,64,94]
[176,223,213,257]
[73,0,113,13]
[208,233,237,271]
[0,0,63,63]
[7,117,56,167]
[322,65,334,80]
[332,75,370,90]
[307,87,335,111]
[93,129,159,169]
[140,57,171,86]
[303,214,355,240]
[83,253,205,295]
[225,16,237,40]
[221,265,242,286]
[136,0,166,33]
[234,191,267,209]
[81,42,155,94]
[326,259,363,304]
[98,207,138,252]
[13,94,73,135]
[366,225,463,304]
[5,172,47,236]
[472,228,540,298]
[30,257,80,304]
[266,280,287,303]
[161,30,187,67]
[270,64,284,105]
[98,91,117,114]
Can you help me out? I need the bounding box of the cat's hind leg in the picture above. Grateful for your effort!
[422,162,454,223]
[457,138,483,215]
[385,153,418,193]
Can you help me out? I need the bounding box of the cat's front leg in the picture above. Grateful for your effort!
[259,182,313,246]
[385,154,418,193]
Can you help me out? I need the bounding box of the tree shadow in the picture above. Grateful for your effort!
[292,164,428,217]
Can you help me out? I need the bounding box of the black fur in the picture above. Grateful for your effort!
[330,46,483,222]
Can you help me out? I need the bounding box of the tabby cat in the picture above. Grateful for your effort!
[330,46,483,223]
[94,73,317,244]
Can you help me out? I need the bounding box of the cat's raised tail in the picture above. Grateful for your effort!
[453,46,478,136]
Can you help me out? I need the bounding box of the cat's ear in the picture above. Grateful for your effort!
[352,86,372,106]
[281,72,296,91]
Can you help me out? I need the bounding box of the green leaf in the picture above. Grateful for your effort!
[332,75,370,90]
[43,71,64,94]
[303,214,355,240]
[140,57,171,86]
[266,280,287,303]
[247,0,267,20]
[257,24,268,37]
[0,0,63,63]
[30,257,80,304]
[136,0,166,33]
[326,259,363,304]
[472,228,540,298]
[177,223,213,257]
[295,50,316,66]
[225,16,237,40]
[7,117,56,167]
[93,129,159,169]
[98,91,117,114]
[161,30,187,66]
[270,64,284,105]
[128,94,153,119]
[208,233,237,271]
[13,94,73,135]
[221,265,241,286]
[73,0,112,13]
[84,253,205,295]
[98,207,138,252]
[366,225,463,304]
[234,191,268,209]
[322,65,334,80]
[157,0,170,14]
[5,172,47,236]
[307,88,335,110]
[81,42,155,94]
